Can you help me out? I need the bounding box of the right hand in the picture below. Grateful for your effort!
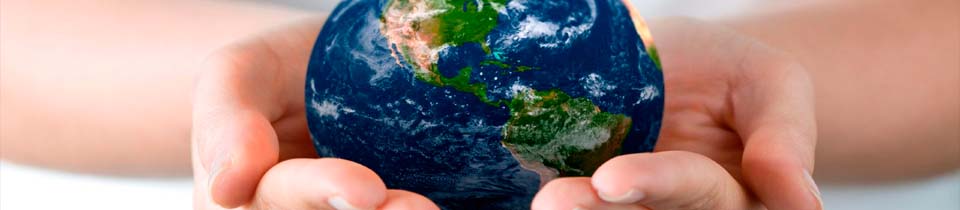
[530,17,821,210]
[191,17,440,210]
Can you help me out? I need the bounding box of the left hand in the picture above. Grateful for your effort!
[531,17,821,210]
[191,18,440,210]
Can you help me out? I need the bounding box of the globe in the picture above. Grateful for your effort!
[305,0,664,209]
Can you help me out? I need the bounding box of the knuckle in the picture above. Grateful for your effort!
[741,149,803,176]
[195,39,274,93]
[197,46,247,86]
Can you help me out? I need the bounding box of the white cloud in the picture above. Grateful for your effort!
[313,100,341,119]
[582,73,616,97]
[508,0,528,11]
[635,85,660,104]
[516,16,559,39]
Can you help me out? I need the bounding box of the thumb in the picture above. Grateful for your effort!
[591,151,758,210]
[191,50,283,208]
[731,41,821,210]
[193,109,279,208]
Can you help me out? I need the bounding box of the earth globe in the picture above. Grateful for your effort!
[304,0,664,209]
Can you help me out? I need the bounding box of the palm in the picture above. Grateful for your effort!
[194,19,441,209]
[654,18,813,182]
[208,20,325,162]
[655,31,757,179]
[648,18,818,209]
[529,19,819,210]
[658,87,746,179]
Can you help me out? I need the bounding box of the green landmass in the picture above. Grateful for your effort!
[382,0,632,177]
[418,0,508,47]
[480,60,511,69]
[501,90,631,176]
[437,66,500,106]
[514,65,537,72]
[480,60,539,72]
[647,45,663,70]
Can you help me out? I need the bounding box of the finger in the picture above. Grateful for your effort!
[532,177,648,210]
[591,151,756,210]
[251,158,388,210]
[193,109,279,208]
[378,190,441,210]
[732,44,821,210]
[192,48,290,208]
[192,19,327,209]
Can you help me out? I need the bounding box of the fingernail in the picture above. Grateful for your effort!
[598,189,644,203]
[328,196,367,210]
[206,153,231,190]
[803,169,824,208]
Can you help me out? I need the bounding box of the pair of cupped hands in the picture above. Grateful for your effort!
[192,17,821,210]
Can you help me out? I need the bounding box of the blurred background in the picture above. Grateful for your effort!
[1,0,957,209]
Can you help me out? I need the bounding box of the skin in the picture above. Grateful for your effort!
[725,0,960,183]
[0,0,957,209]
[190,15,819,209]
[532,17,820,210]
[0,0,316,176]
[190,17,439,209]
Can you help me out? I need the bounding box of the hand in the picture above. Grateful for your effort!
[191,18,440,210]
[531,18,821,210]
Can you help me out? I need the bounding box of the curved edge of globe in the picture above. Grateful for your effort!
[622,0,664,155]
[302,1,666,208]
[302,0,360,159]
[623,0,663,70]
